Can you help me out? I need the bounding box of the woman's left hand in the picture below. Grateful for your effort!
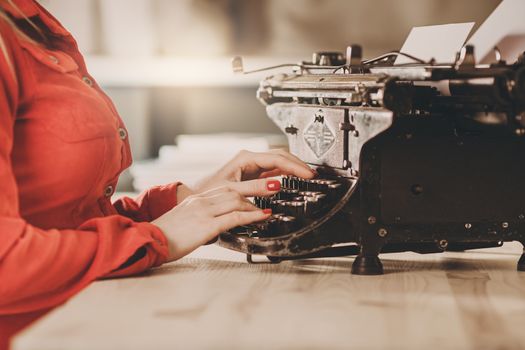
[177,149,316,201]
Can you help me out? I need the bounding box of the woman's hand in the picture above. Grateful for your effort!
[155,149,315,261]
[152,186,272,261]
[178,149,315,201]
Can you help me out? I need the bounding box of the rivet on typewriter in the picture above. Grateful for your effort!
[410,184,424,195]
[378,228,388,238]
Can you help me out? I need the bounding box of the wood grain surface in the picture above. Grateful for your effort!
[13,242,525,350]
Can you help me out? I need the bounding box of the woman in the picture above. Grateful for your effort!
[0,0,314,347]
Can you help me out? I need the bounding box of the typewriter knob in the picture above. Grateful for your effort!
[456,45,476,69]
[346,45,363,67]
[312,51,345,66]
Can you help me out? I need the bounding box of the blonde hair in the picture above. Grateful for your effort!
[0,0,46,80]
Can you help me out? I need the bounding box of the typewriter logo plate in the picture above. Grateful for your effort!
[304,120,336,158]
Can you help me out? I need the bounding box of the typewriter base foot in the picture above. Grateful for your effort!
[518,253,525,271]
[351,255,384,275]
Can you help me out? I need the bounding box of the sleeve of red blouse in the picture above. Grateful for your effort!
[0,32,169,315]
[112,182,181,222]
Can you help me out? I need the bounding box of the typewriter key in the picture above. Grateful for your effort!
[265,217,279,236]
[327,183,343,200]
[279,189,299,200]
[262,215,289,237]
[261,197,272,209]
[298,179,309,191]
[271,199,286,214]
[299,191,323,197]
[282,176,291,189]
[317,180,333,192]
[283,201,306,218]
[304,196,319,215]
[314,193,327,199]
[290,177,299,190]
[231,225,250,235]
[280,201,294,216]
[304,179,313,191]
[328,183,342,190]
[276,216,297,235]
[248,228,260,238]
[309,179,325,192]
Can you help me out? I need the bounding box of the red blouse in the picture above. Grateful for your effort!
[0,1,178,347]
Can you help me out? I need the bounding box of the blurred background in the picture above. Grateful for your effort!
[37,0,501,191]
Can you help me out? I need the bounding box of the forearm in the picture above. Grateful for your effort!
[0,215,168,314]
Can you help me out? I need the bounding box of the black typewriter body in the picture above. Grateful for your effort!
[219,46,525,274]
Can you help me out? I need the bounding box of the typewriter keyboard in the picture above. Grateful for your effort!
[230,176,346,238]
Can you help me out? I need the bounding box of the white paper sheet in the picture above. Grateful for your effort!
[395,23,475,65]
[468,0,525,63]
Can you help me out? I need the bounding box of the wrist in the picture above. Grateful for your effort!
[176,184,194,203]
[151,217,178,262]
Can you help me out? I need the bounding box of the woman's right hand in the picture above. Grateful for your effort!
[152,186,271,262]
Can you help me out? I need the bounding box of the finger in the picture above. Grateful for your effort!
[228,178,282,197]
[214,210,271,233]
[202,191,242,206]
[269,149,308,168]
[248,153,314,179]
[207,192,260,216]
[259,169,283,178]
[197,185,233,197]
[256,149,309,175]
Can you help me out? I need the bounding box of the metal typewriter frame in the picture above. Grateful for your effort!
[219,46,525,274]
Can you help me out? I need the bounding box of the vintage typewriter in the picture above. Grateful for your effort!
[218,45,525,275]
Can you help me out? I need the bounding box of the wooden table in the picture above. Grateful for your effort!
[13,242,525,350]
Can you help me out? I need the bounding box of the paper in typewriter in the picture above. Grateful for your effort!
[395,22,474,65]
[468,0,525,64]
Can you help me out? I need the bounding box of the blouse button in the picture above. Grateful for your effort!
[82,76,93,87]
[48,55,59,64]
[118,127,127,140]
[104,185,114,198]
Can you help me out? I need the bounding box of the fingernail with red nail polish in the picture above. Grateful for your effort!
[266,180,281,191]
[263,209,272,214]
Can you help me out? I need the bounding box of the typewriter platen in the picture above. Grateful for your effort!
[219,45,525,274]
